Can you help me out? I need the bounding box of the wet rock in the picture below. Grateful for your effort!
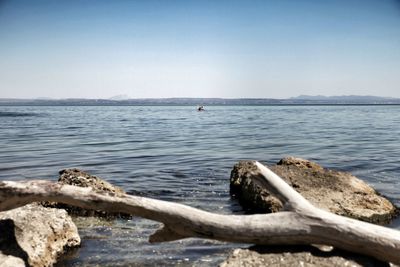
[58,168,125,195]
[220,246,390,267]
[230,157,398,224]
[0,203,80,267]
[43,168,130,218]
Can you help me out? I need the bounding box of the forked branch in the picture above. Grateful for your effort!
[0,161,399,264]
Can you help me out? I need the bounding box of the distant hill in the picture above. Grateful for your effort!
[108,94,130,100]
[289,95,399,104]
[0,96,400,106]
[292,95,396,101]
[0,97,282,106]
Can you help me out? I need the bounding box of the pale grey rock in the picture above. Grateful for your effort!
[0,253,24,267]
[0,203,80,267]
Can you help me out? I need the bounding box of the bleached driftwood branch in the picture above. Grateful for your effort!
[0,161,399,264]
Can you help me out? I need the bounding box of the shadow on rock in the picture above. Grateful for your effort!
[0,219,29,266]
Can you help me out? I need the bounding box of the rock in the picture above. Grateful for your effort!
[58,168,125,195]
[0,203,80,267]
[220,246,390,267]
[230,157,398,224]
[0,253,25,267]
[43,168,130,218]
[227,157,399,267]
[230,161,281,214]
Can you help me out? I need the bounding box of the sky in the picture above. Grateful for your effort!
[0,0,399,99]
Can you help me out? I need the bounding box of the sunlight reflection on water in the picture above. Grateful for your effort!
[1,105,399,265]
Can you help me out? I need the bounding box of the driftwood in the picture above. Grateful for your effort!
[0,161,399,264]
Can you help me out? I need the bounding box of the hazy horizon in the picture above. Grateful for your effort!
[1,94,399,101]
[1,0,400,99]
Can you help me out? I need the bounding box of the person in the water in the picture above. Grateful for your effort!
[197,105,204,111]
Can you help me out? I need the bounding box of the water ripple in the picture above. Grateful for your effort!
[1,105,400,266]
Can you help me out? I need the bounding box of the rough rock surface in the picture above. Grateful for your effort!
[0,253,25,267]
[0,203,80,267]
[58,168,125,195]
[220,246,391,267]
[43,168,129,218]
[230,157,398,224]
[227,157,399,267]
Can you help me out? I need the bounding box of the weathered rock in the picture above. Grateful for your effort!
[43,168,130,218]
[230,161,281,214]
[228,157,399,267]
[0,203,80,267]
[220,246,391,267]
[58,168,125,195]
[0,252,25,267]
[230,157,398,224]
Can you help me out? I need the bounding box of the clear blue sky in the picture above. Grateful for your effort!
[0,0,399,99]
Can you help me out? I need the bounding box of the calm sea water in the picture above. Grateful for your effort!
[1,105,399,266]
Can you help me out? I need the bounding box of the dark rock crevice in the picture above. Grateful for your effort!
[0,219,29,266]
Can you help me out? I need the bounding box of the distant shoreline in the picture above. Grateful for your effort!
[2,103,400,107]
[1,96,400,106]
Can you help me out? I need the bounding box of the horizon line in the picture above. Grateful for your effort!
[0,94,399,101]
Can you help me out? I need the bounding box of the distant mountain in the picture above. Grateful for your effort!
[0,96,399,106]
[108,94,130,100]
[292,95,328,100]
[291,95,396,102]
[35,97,55,100]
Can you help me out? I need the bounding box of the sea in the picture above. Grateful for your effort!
[0,105,399,266]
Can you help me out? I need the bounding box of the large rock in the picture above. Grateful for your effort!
[43,168,130,218]
[0,203,80,267]
[227,157,398,267]
[230,157,398,224]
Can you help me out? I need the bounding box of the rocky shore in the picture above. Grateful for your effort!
[0,157,398,266]
[0,169,126,266]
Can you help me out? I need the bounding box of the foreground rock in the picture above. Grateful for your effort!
[43,168,130,218]
[0,203,80,267]
[220,246,390,267]
[230,157,398,224]
[226,157,399,267]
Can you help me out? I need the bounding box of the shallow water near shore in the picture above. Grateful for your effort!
[1,105,399,266]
